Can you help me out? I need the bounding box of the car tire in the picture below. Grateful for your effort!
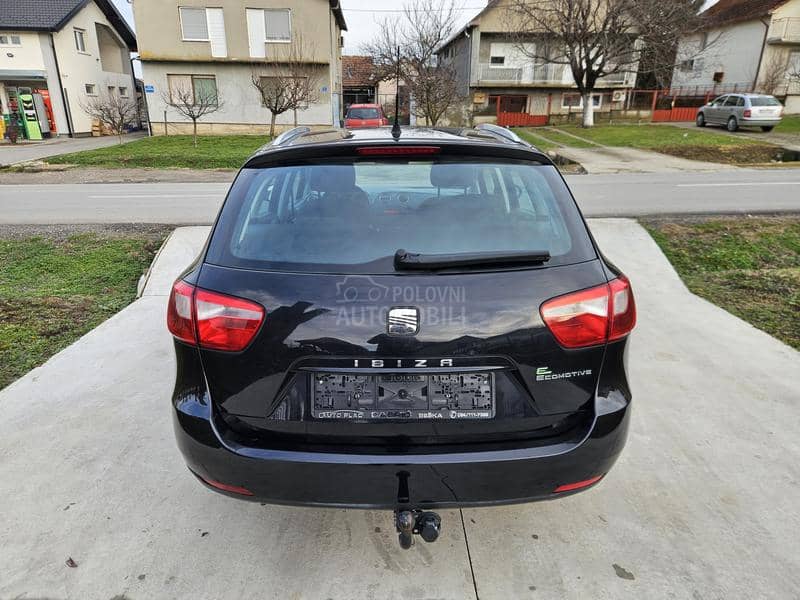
[727,116,739,132]
[696,113,706,127]
[761,126,774,132]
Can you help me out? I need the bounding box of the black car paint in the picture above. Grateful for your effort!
[170,128,633,508]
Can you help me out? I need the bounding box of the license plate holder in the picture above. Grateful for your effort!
[312,372,495,420]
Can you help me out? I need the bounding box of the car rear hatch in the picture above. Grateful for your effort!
[747,97,783,120]
[176,139,633,452]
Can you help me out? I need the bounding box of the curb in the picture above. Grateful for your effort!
[137,228,176,298]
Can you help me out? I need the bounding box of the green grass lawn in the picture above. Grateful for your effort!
[775,114,800,134]
[46,135,270,170]
[519,123,783,164]
[556,123,758,148]
[517,128,596,149]
[0,231,167,389]
[643,216,800,350]
[516,130,560,152]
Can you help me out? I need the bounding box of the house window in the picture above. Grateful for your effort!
[74,28,87,52]
[167,74,218,105]
[788,51,800,79]
[679,59,694,71]
[490,56,505,66]
[108,86,115,94]
[562,93,602,109]
[0,34,22,46]
[85,83,96,95]
[179,7,209,41]
[264,9,291,42]
[119,86,128,96]
[713,71,724,83]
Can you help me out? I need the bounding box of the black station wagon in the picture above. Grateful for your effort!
[167,124,636,548]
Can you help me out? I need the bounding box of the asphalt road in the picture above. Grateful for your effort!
[0,169,798,223]
[2,221,798,599]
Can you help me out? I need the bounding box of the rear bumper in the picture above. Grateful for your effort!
[173,395,630,509]
[741,118,782,127]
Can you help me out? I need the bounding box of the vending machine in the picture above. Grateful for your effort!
[31,93,51,136]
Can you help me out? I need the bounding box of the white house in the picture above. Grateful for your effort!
[0,0,138,138]
[672,0,800,113]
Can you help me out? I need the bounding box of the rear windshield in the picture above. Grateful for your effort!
[750,97,782,107]
[206,158,596,273]
[347,108,381,119]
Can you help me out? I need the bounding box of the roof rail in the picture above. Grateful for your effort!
[272,126,311,147]
[474,123,531,147]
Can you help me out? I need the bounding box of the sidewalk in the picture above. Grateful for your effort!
[556,144,734,174]
[0,131,146,167]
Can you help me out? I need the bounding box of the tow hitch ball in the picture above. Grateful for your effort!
[394,510,442,549]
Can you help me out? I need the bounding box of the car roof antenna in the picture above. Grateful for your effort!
[391,45,402,140]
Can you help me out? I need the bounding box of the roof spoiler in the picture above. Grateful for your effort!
[474,124,531,147]
[271,126,311,147]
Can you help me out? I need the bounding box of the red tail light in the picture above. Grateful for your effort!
[540,276,636,348]
[357,146,441,156]
[167,280,196,344]
[744,109,752,118]
[167,280,265,352]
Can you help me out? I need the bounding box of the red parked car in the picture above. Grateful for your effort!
[344,103,389,128]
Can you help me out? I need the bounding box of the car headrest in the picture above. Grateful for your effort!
[310,165,357,193]
[430,164,474,188]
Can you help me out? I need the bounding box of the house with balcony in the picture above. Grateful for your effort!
[437,0,637,125]
[132,0,347,134]
[671,0,800,113]
[0,0,137,139]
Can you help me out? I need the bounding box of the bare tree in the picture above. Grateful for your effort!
[287,63,321,127]
[79,84,139,143]
[505,0,706,127]
[363,0,463,127]
[251,35,321,136]
[758,50,790,96]
[161,78,223,146]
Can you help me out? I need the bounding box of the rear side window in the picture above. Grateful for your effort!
[347,108,381,119]
[206,158,596,273]
[750,97,782,106]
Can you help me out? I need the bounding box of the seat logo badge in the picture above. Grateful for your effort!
[387,307,420,336]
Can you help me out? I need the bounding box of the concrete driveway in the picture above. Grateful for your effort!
[1,221,799,599]
[0,131,146,166]
[556,145,734,174]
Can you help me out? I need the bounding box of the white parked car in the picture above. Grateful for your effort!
[696,94,784,132]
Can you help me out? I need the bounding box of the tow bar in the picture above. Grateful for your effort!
[394,471,442,549]
[395,509,442,549]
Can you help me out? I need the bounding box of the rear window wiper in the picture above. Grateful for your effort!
[394,249,551,270]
